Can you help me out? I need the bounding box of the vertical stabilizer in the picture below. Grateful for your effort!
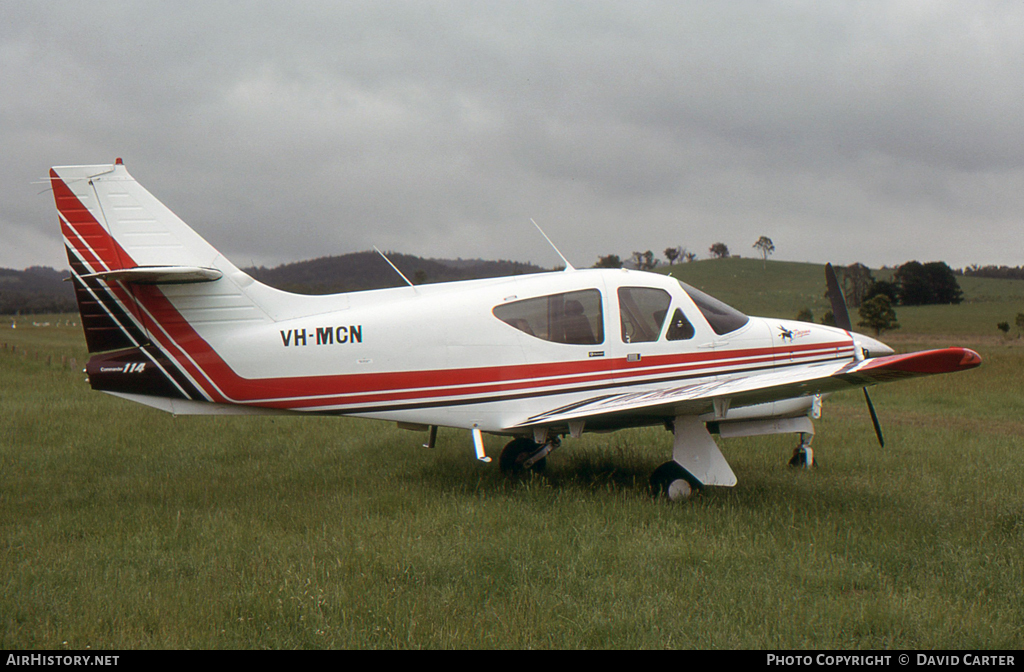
[51,160,279,404]
[52,160,264,355]
[52,160,243,275]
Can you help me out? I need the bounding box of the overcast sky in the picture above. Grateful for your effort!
[4,1,1024,272]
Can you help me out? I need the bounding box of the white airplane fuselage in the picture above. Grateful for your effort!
[93,264,876,434]
[54,161,977,495]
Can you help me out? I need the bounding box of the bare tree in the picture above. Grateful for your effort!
[842,263,873,308]
[631,250,658,271]
[753,236,775,269]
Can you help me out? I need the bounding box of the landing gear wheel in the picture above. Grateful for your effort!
[788,445,816,468]
[499,438,547,475]
[649,461,701,501]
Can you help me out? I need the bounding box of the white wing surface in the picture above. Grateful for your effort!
[510,348,981,429]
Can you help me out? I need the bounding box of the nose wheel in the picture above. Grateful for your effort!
[788,433,816,468]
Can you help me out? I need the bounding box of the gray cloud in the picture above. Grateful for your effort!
[3,1,1024,272]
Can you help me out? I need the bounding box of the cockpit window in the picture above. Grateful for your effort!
[618,287,671,343]
[678,281,750,335]
[493,289,604,345]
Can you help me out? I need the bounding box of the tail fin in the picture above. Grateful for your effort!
[52,159,277,404]
[52,159,242,273]
[52,160,259,350]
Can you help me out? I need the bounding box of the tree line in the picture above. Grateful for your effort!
[593,244,971,336]
[595,237,775,270]
[961,265,1024,281]
[841,261,963,308]
[802,260,966,336]
[0,267,76,315]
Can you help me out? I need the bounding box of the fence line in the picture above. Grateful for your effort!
[0,342,79,372]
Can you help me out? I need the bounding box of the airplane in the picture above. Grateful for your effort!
[51,159,982,501]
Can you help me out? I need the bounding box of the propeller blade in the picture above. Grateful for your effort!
[863,388,885,447]
[824,263,853,331]
[827,265,884,446]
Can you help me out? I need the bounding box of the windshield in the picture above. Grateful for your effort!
[678,281,750,335]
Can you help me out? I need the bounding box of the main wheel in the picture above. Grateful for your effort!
[649,461,700,501]
[499,438,547,475]
[788,445,816,468]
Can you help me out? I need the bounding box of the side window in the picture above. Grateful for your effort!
[618,287,671,343]
[493,289,604,345]
[666,308,695,341]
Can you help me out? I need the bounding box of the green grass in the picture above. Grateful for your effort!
[2,297,1023,649]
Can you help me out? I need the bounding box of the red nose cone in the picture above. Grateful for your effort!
[960,349,982,368]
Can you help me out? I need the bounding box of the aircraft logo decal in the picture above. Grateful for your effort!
[778,325,811,342]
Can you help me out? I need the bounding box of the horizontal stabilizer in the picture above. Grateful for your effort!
[79,265,223,285]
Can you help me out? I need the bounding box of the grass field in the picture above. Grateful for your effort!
[2,263,1023,649]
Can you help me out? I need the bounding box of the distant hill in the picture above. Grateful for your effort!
[245,252,548,294]
[0,253,548,314]
[0,267,76,315]
[664,257,1024,336]
[666,258,835,319]
[9,255,1021,331]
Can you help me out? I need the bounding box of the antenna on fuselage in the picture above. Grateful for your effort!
[373,246,416,289]
[530,218,575,272]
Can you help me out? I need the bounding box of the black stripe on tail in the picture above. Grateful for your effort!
[66,245,147,353]
[66,246,205,401]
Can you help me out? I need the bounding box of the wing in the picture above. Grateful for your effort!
[509,347,981,430]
